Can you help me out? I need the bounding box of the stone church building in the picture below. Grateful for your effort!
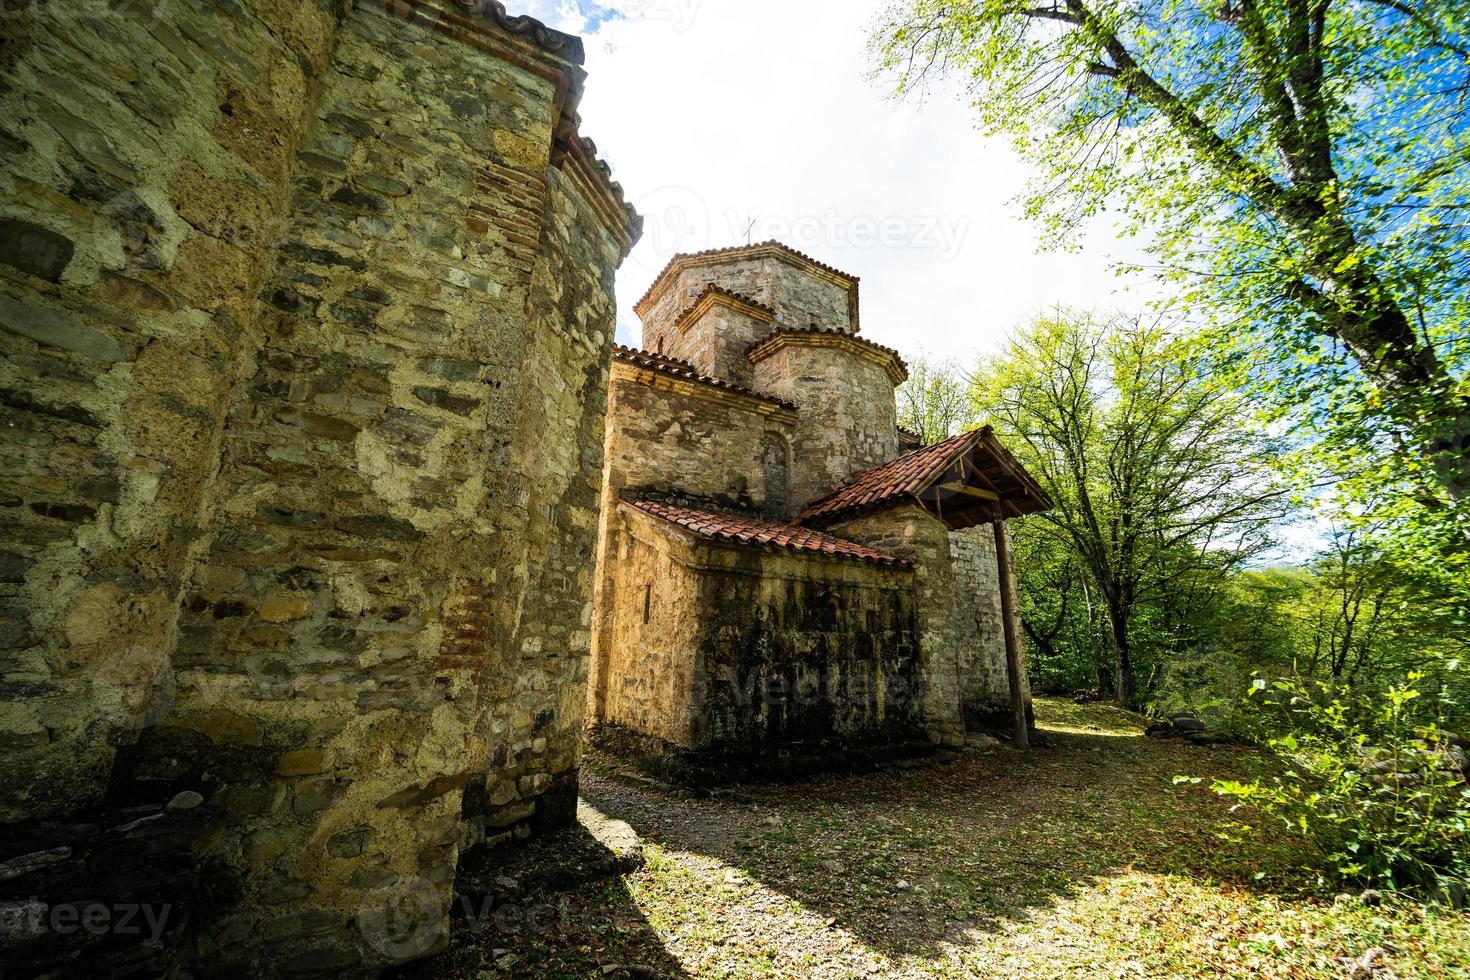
[0,1,1047,975]
[586,242,1052,776]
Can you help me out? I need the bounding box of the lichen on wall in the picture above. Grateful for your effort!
[827,505,968,746]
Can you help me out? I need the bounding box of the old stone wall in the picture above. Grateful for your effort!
[600,368,796,517]
[0,0,635,974]
[662,297,773,389]
[597,507,705,746]
[751,340,900,508]
[949,524,1032,730]
[0,0,342,829]
[594,508,926,780]
[639,246,857,353]
[586,370,795,726]
[461,161,626,848]
[828,506,966,746]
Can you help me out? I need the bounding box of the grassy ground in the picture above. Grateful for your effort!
[417,698,1470,978]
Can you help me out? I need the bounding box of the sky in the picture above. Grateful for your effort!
[517,0,1158,364]
[511,0,1332,562]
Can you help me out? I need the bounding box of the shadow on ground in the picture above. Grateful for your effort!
[395,854,690,980]
[576,699,1283,964]
[405,699,1298,977]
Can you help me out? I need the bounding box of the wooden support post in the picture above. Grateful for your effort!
[992,508,1029,750]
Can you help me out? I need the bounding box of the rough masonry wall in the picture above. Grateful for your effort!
[949,525,1031,730]
[689,547,924,769]
[600,373,795,517]
[663,302,771,389]
[829,506,966,747]
[460,163,622,850]
[594,511,925,778]
[641,252,855,351]
[597,511,704,746]
[586,374,794,726]
[0,1,630,975]
[0,2,343,970]
[751,343,900,508]
[0,0,341,826]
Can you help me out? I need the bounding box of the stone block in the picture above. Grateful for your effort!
[277,748,325,776]
[259,595,311,623]
[0,219,74,281]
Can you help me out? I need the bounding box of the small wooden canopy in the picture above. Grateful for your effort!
[798,426,1053,530]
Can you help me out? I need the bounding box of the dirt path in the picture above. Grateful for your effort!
[414,699,1470,979]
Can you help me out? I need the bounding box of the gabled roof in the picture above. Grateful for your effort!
[612,345,797,411]
[798,427,1054,529]
[624,500,912,568]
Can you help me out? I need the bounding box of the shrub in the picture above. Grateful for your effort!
[1194,673,1469,898]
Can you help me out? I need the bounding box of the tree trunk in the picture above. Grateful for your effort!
[1107,601,1136,709]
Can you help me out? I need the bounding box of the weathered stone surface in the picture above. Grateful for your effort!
[0,219,74,281]
[590,243,1037,769]
[0,0,637,975]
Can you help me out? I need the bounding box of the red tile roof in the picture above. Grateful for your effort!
[624,499,912,568]
[612,345,797,410]
[798,427,1055,527]
[799,430,988,526]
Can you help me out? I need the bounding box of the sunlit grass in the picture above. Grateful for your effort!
[415,697,1470,978]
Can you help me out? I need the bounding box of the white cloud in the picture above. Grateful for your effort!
[523,0,1159,361]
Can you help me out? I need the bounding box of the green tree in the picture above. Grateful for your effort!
[870,0,1470,528]
[896,355,978,443]
[974,311,1290,707]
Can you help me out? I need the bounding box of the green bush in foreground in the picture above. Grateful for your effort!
[1185,674,1470,899]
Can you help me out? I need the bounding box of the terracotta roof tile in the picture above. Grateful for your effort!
[612,345,797,410]
[624,500,912,568]
[798,427,1055,526]
[447,0,585,62]
[798,429,988,525]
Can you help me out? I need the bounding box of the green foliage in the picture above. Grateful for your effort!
[1206,674,1470,897]
[973,310,1288,706]
[870,0,1470,568]
[895,355,978,444]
